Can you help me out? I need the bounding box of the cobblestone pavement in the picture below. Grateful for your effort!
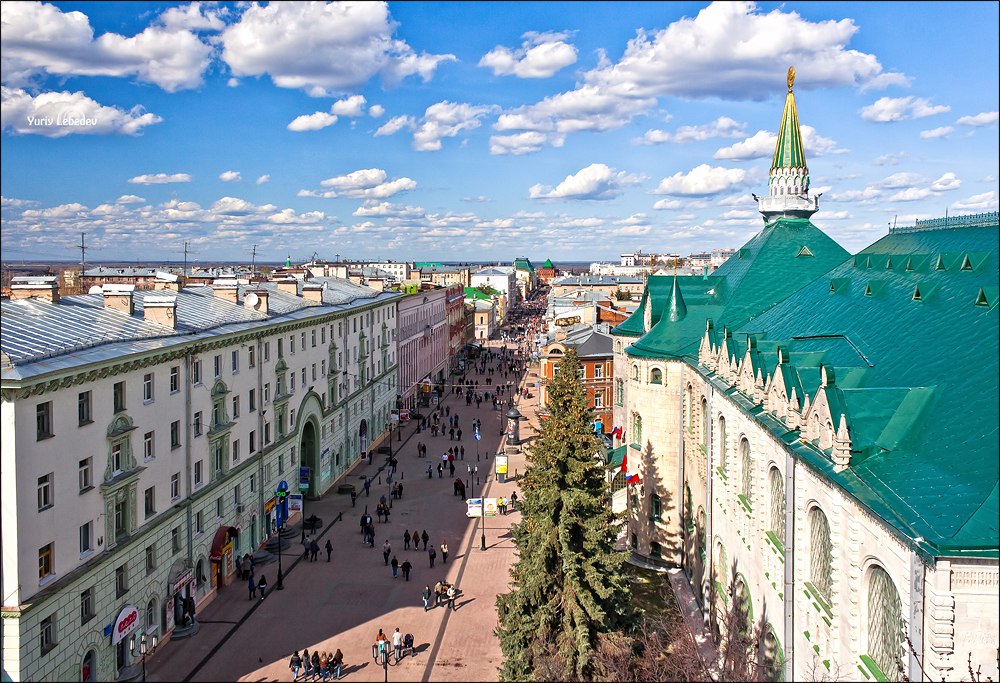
[145,338,538,682]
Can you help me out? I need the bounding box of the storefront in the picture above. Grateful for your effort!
[209,526,238,589]
[165,562,196,634]
[111,604,140,676]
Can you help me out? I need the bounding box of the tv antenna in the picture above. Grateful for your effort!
[173,241,198,276]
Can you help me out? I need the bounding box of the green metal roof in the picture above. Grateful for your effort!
[514,257,535,272]
[734,218,999,556]
[625,217,849,359]
[543,258,555,268]
[612,275,687,338]
[772,84,807,171]
[606,445,627,469]
[464,287,493,301]
[415,261,445,268]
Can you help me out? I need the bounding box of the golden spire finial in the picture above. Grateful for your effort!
[787,66,796,93]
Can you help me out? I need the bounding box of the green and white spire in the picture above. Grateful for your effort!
[757,67,820,222]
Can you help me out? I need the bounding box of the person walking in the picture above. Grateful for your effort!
[248,573,257,600]
[511,490,518,510]
[421,530,429,550]
[447,583,457,610]
[364,477,371,497]
[326,539,333,562]
[319,652,330,682]
[457,428,462,441]
[391,555,399,578]
[302,649,312,681]
[311,538,320,562]
[257,574,267,600]
[311,651,321,682]
[401,559,412,581]
[350,489,357,507]
[383,540,392,566]
[426,463,433,479]
[449,460,455,477]
[437,462,443,478]
[428,544,437,568]
[441,541,449,564]
[289,650,302,681]
[332,649,344,680]
[393,627,403,662]
[403,529,411,550]
[422,584,432,611]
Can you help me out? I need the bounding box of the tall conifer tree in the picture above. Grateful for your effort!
[496,348,635,681]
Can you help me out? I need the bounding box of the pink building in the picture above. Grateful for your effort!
[397,286,450,410]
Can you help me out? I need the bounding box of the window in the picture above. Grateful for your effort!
[170,365,180,393]
[79,458,93,493]
[632,414,642,445]
[80,588,95,624]
[194,411,203,436]
[113,381,126,413]
[171,473,180,500]
[769,468,785,546]
[146,599,158,633]
[36,401,53,440]
[867,566,903,680]
[263,383,270,403]
[650,368,663,384]
[234,484,242,507]
[216,497,223,518]
[231,350,239,374]
[232,395,240,419]
[194,460,203,487]
[277,338,283,358]
[78,391,92,425]
[114,498,128,541]
[38,542,54,581]
[650,541,662,560]
[40,614,57,655]
[263,341,270,362]
[301,368,306,386]
[144,486,156,518]
[264,422,271,445]
[594,364,603,379]
[37,473,54,511]
[171,420,181,449]
[171,527,181,553]
[809,507,833,603]
[79,521,93,555]
[740,439,753,506]
[192,359,202,385]
[311,329,317,347]
[290,373,296,392]
[233,439,241,463]
[249,474,256,493]
[249,389,256,412]
[301,332,306,349]
[116,564,128,597]
[143,431,155,460]
[195,510,203,534]
[111,443,124,476]
[632,365,639,381]
[248,345,256,368]
[321,360,326,376]
[593,392,604,409]
[651,493,662,521]
[213,354,222,379]
[717,416,727,472]
[145,545,157,574]
[143,373,154,402]
[290,335,295,354]
[250,430,257,454]
[312,363,317,381]
[616,379,624,406]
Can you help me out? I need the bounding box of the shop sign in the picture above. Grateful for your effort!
[465,498,482,518]
[494,455,508,475]
[399,409,410,422]
[171,569,194,595]
[112,604,140,644]
[289,493,303,513]
[483,497,499,517]
[264,497,277,514]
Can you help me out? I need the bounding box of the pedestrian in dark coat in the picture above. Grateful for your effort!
[391,555,399,578]
[325,539,333,562]
[351,490,357,507]
[248,574,257,600]
[401,559,412,581]
[403,530,411,550]
[383,540,392,566]
[311,651,321,680]
[421,530,429,550]
[428,544,437,568]
[257,574,267,600]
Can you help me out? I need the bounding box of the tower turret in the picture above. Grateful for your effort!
[756,67,820,222]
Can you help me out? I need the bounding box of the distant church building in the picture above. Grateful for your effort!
[612,68,998,681]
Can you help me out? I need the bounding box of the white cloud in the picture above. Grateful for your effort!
[489,131,559,156]
[919,126,953,139]
[1,87,161,137]
[220,2,455,95]
[635,116,745,145]
[411,101,495,151]
[313,168,416,199]
[653,198,684,210]
[713,125,844,160]
[128,172,192,185]
[0,1,214,92]
[859,96,950,122]
[529,163,641,200]
[219,171,242,182]
[256,174,270,185]
[116,194,146,204]
[480,31,577,78]
[929,172,961,192]
[352,200,425,218]
[332,95,367,117]
[287,111,338,132]
[951,191,998,212]
[956,111,999,127]
[158,2,227,32]
[873,152,905,166]
[653,164,746,196]
[374,115,411,137]
[368,104,385,118]
[887,187,933,202]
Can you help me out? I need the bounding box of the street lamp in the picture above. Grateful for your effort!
[274,484,288,590]
[130,632,157,683]
[372,638,397,683]
[468,465,486,551]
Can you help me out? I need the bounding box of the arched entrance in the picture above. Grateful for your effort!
[359,419,368,457]
[300,420,318,497]
[81,649,97,682]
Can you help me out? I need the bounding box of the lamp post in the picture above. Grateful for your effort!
[275,483,288,590]
[372,638,397,682]
[468,465,486,551]
[130,632,157,683]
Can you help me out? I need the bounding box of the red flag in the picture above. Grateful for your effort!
[620,450,627,474]
[626,473,641,485]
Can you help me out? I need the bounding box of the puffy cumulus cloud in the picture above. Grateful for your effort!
[829,171,963,206]
[1,1,214,92]
[219,170,242,182]
[887,187,933,202]
[255,174,270,185]
[653,164,747,196]
[956,111,999,127]
[352,200,425,219]
[653,198,684,210]
[267,208,326,225]
[1,87,162,137]
[496,83,655,136]
[374,115,412,137]
[919,126,953,139]
[713,125,844,160]
[873,152,905,166]
[287,111,338,132]
[479,30,577,78]
[116,194,146,204]
[332,95,367,117]
[635,116,745,145]
[158,2,228,32]
[489,131,562,156]
[210,196,262,216]
[859,96,950,123]
[21,202,89,219]
[411,101,497,151]
[220,2,455,96]
[368,104,385,118]
[128,172,191,184]
[929,172,961,192]
[529,163,642,200]
[951,191,998,213]
[309,167,417,199]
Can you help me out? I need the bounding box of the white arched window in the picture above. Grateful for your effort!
[632,364,639,381]
[769,468,785,546]
[701,398,709,444]
[146,597,158,632]
[809,507,833,603]
[717,416,727,472]
[632,413,642,445]
[650,368,663,384]
[867,565,903,681]
[740,439,753,504]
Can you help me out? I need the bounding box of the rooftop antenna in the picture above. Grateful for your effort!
[71,232,87,293]
[249,244,258,274]
[174,241,197,277]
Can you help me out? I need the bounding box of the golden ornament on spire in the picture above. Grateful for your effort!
[787,66,796,92]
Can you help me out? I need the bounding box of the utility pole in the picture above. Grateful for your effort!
[250,244,258,275]
[78,232,87,289]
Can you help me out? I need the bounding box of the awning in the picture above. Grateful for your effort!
[606,445,627,469]
[209,526,237,560]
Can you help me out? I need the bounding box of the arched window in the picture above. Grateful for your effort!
[615,341,622,354]
[649,541,662,560]
[761,625,784,682]
[867,566,903,681]
[809,507,833,603]
[696,507,706,558]
[686,384,694,430]
[632,414,642,445]
[740,439,753,504]
[146,598,158,632]
[611,470,627,493]
[718,416,727,472]
[769,468,785,546]
[701,398,709,444]
[650,368,663,384]
[615,379,624,406]
[632,365,639,381]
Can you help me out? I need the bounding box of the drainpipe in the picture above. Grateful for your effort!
[908,550,926,681]
[783,450,795,681]
[184,348,195,578]
[677,362,685,566]
[705,384,714,616]
[256,337,265,543]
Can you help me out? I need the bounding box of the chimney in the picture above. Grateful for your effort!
[302,284,324,303]
[244,289,269,315]
[144,295,178,329]
[211,279,239,303]
[9,277,60,303]
[154,271,181,291]
[275,279,299,296]
[102,284,135,314]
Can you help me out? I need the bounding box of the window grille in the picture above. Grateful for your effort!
[718,417,727,470]
[769,468,785,545]
[809,508,833,602]
[868,566,903,681]
[740,439,753,501]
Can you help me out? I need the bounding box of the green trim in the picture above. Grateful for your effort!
[859,655,889,682]
[715,580,728,606]
[738,493,753,514]
[716,465,728,481]
[765,530,785,559]
[804,581,833,618]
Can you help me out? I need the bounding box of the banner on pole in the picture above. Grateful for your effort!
[465,498,483,518]
[494,454,508,475]
[483,497,499,517]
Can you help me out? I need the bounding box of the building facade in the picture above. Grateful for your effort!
[1,276,400,682]
[396,286,450,411]
[538,326,613,431]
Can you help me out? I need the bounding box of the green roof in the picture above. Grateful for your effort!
[625,217,849,358]
[513,257,535,272]
[415,262,445,268]
[543,258,555,268]
[772,82,807,171]
[464,287,493,301]
[731,218,999,556]
[606,445,627,469]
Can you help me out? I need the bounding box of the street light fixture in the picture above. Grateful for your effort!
[372,639,397,683]
[274,484,288,590]
[130,632,157,683]
[468,465,486,551]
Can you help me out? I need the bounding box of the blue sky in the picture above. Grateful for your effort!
[1,1,997,265]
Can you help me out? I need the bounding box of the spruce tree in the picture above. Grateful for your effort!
[496,348,635,681]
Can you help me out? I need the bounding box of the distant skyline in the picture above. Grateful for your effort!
[2,1,998,264]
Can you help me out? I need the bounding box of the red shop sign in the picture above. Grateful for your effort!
[112,604,140,644]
